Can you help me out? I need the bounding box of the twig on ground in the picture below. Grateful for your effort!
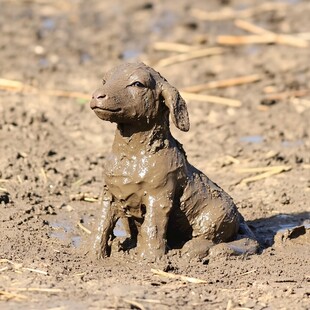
[9,287,63,293]
[236,165,291,173]
[296,32,310,40]
[191,2,288,21]
[239,269,257,276]
[135,298,162,304]
[77,221,92,234]
[156,47,225,67]
[216,34,275,45]
[0,259,23,269]
[123,299,146,310]
[236,166,292,185]
[0,78,90,100]
[40,167,47,183]
[181,92,242,107]
[217,34,309,47]
[263,89,310,101]
[0,78,35,91]
[234,19,271,35]
[1,259,47,275]
[0,290,28,301]
[182,74,261,93]
[152,42,200,53]
[70,192,99,202]
[0,267,8,272]
[151,268,208,284]
[234,19,309,48]
[16,175,23,184]
[22,267,48,275]
[83,197,99,202]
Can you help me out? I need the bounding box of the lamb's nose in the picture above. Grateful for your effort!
[91,93,107,100]
[90,89,108,109]
[92,88,108,101]
[96,94,106,100]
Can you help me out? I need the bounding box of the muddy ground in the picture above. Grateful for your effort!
[0,0,309,309]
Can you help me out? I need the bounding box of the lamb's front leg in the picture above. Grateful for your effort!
[93,189,118,259]
[137,193,173,260]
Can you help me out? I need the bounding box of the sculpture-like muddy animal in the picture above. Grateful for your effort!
[90,62,258,260]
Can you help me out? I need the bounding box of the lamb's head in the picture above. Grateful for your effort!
[90,62,190,132]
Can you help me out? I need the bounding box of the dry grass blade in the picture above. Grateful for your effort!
[0,290,28,301]
[69,192,99,201]
[235,19,273,35]
[10,287,63,293]
[263,89,310,101]
[77,222,92,234]
[22,267,48,275]
[0,187,8,192]
[239,269,257,276]
[236,165,291,173]
[156,47,225,67]
[182,74,261,93]
[0,78,35,91]
[0,258,23,268]
[40,167,47,183]
[237,166,292,185]
[296,32,310,40]
[191,2,288,21]
[0,78,90,100]
[123,299,146,310]
[153,42,199,53]
[135,298,161,304]
[83,197,99,202]
[151,268,207,284]
[271,34,308,48]
[217,34,276,45]
[181,92,241,107]
[234,19,308,48]
[0,267,8,272]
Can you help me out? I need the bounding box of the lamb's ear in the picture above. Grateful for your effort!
[161,81,190,132]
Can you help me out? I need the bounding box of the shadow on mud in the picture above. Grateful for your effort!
[248,212,310,249]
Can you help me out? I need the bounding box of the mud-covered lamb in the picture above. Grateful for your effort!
[90,62,258,260]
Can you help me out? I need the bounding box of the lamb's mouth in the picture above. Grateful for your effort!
[92,107,122,113]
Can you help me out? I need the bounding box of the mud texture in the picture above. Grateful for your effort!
[90,62,257,260]
[0,0,310,309]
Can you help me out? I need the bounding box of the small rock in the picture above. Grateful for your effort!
[0,193,10,204]
[274,225,309,247]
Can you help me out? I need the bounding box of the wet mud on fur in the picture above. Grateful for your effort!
[0,0,309,309]
[90,62,259,261]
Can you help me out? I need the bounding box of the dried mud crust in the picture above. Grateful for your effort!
[0,0,309,309]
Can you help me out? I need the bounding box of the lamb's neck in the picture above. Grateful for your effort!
[112,123,173,156]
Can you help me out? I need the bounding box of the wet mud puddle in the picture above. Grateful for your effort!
[49,220,81,247]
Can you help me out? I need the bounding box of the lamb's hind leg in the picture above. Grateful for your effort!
[182,182,258,259]
[209,216,259,257]
[181,196,240,259]
[182,212,258,259]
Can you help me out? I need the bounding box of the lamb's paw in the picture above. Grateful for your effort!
[209,238,259,258]
[137,245,166,262]
[181,237,214,260]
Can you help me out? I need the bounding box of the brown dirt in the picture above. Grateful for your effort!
[0,0,309,309]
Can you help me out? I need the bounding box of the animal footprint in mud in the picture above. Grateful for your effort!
[90,62,258,260]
